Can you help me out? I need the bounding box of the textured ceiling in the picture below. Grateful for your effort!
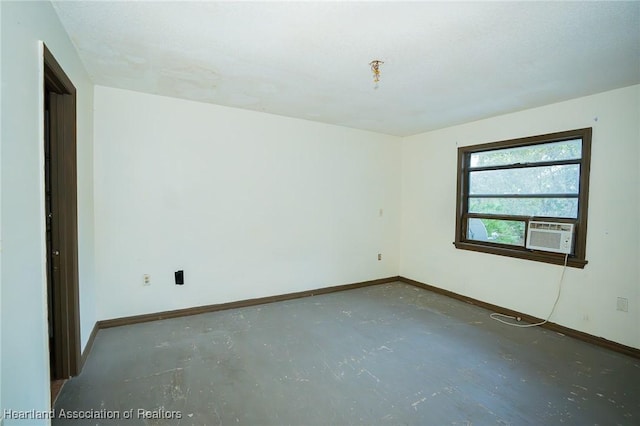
[52,1,640,136]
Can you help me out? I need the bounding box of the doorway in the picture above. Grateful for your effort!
[43,44,81,386]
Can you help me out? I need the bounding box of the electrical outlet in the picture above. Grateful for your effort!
[379,208,384,217]
[377,253,382,261]
[175,270,184,285]
[143,274,151,286]
[616,297,628,312]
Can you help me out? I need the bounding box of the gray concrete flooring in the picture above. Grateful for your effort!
[54,282,639,425]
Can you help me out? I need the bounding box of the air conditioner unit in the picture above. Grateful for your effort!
[526,221,574,254]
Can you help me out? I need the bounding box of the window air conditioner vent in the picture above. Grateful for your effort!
[526,221,574,254]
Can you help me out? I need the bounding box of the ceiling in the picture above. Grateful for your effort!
[52,1,640,137]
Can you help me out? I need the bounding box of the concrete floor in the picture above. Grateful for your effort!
[54,282,639,425]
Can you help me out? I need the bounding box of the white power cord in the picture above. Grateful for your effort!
[490,254,569,328]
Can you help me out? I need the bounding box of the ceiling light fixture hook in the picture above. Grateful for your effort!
[369,60,384,88]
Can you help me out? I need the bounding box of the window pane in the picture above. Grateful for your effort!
[467,218,525,246]
[469,164,579,195]
[470,140,582,168]
[469,197,578,218]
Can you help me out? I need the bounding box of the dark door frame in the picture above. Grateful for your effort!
[44,44,81,379]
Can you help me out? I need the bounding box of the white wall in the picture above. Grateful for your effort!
[93,86,401,320]
[0,2,3,422]
[401,85,640,349]
[94,85,638,349]
[0,1,95,424]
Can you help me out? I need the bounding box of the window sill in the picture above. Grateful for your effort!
[453,241,588,269]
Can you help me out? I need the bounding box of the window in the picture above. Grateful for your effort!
[454,128,592,268]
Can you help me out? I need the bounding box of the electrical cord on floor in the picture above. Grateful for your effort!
[490,253,569,328]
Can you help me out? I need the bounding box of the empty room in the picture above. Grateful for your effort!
[1,1,639,425]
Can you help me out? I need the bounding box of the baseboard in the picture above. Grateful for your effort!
[81,274,637,368]
[398,276,640,359]
[97,276,401,329]
[79,276,398,370]
[80,321,100,369]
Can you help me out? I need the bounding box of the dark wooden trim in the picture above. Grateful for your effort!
[454,146,468,256]
[80,322,99,369]
[454,127,592,269]
[97,276,401,329]
[44,46,76,95]
[398,276,640,359]
[466,213,576,222]
[468,158,582,172]
[463,128,588,153]
[79,275,638,368]
[453,241,588,268]
[44,44,81,379]
[574,128,592,263]
[468,193,579,199]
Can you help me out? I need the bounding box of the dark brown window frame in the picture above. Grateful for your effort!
[454,128,592,268]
